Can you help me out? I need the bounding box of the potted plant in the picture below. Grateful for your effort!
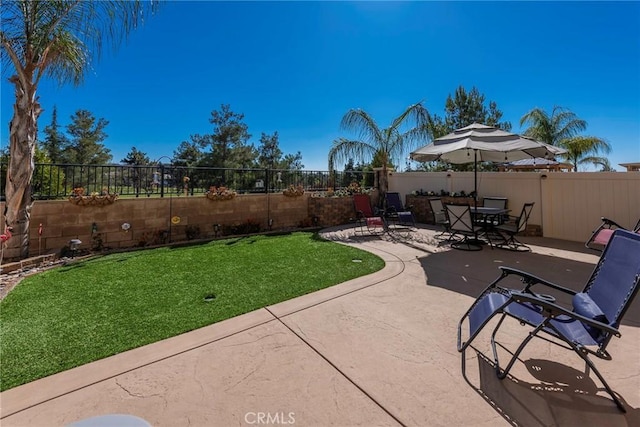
[205,186,237,201]
[68,187,118,206]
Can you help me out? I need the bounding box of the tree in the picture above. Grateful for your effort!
[41,106,68,163]
[428,86,511,139]
[519,106,586,146]
[520,106,611,171]
[341,159,366,187]
[257,132,283,168]
[1,0,158,259]
[425,86,512,171]
[328,102,430,197]
[561,136,612,172]
[121,147,150,166]
[32,145,65,198]
[590,157,615,172]
[205,104,252,168]
[121,146,150,196]
[173,140,204,166]
[281,152,304,170]
[63,110,112,164]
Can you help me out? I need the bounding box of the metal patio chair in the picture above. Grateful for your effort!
[457,229,640,412]
[493,202,534,251]
[445,204,485,251]
[353,193,385,235]
[428,198,456,241]
[480,196,508,225]
[585,217,640,252]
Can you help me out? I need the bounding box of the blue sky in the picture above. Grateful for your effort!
[1,1,639,171]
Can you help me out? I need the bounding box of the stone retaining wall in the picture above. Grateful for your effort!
[1,194,364,258]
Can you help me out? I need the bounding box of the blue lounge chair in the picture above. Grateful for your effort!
[457,229,640,412]
[384,192,415,227]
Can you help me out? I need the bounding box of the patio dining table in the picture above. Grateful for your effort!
[470,207,510,246]
[471,206,510,221]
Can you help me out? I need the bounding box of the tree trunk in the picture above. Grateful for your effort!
[4,75,40,260]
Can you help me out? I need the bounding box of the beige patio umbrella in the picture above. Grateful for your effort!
[410,123,567,200]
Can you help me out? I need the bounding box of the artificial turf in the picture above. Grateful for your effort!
[0,232,384,391]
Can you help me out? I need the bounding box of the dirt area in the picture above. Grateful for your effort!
[0,271,23,300]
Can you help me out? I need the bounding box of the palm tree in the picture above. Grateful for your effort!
[0,1,158,259]
[520,106,611,171]
[328,102,430,198]
[562,136,612,172]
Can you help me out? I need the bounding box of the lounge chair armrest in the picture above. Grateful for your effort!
[509,291,621,337]
[498,266,577,295]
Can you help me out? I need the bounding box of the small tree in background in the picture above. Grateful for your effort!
[41,106,68,163]
[426,86,512,171]
[122,147,151,195]
[329,102,430,198]
[63,110,112,165]
[428,86,512,139]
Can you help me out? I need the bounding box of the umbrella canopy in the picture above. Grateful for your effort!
[410,123,567,200]
[410,123,566,164]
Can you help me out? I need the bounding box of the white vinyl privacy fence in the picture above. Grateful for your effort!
[389,171,640,243]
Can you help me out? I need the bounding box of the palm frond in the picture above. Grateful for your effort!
[340,109,383,145]
[1,0,159,85]
[388,101,429,133]
[582,156,613,171]
[551,106,587,140]
[560,136,612,156]
[328,138,376,171]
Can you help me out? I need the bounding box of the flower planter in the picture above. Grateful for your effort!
[68,188,118,206]
[205,186,237,201]
[283,185,305,197]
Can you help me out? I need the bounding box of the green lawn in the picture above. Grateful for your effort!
[0,232,384,391]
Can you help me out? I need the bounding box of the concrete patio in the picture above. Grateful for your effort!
[1,225,639,426]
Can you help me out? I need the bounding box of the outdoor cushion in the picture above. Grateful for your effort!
[366,217,385,227]
[573,292,609,340]
[593,228,615,246]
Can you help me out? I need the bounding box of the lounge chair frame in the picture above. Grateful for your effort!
[457,229,640,412]
[353,194,386,235]
[585,217,640,252]
[384,192,415,228]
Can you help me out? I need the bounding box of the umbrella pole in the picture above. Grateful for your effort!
[474,150,478,207]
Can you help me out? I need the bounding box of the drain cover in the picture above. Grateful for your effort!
[203,294,216,302]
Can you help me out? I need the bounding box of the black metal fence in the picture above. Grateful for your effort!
[0,162,375,200]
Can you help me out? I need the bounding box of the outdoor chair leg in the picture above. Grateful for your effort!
[491,317,627,412]
[451,236,482,251]
[495,231,531,252]
[491,320,544,380]
[577,349,627,412]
